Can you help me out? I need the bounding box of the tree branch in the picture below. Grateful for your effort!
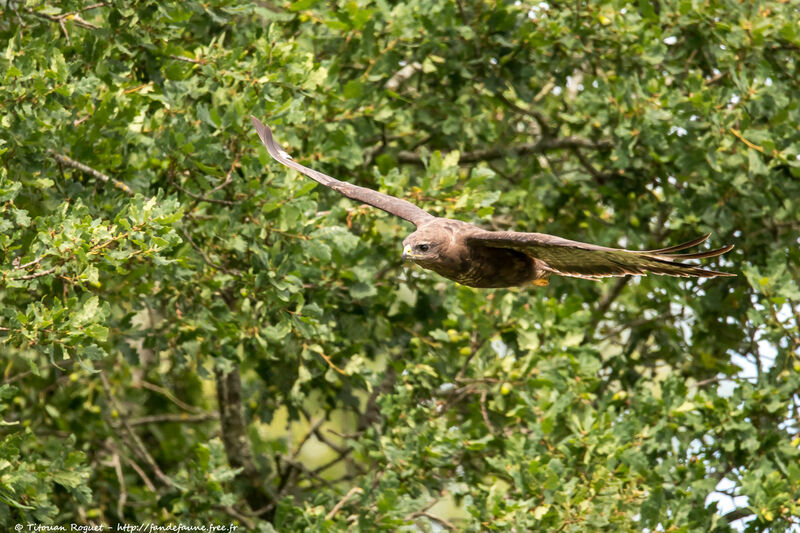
[357,366,397,433]
[203,148,241,197]
[138,380,206,413]
[595,277,630,319]
[215,505,255,529]
[406,510,457,531]
[297,406,349,455]
[325,486,364,520]
[280,455,335,489]
[215,367,276,516]
[582,277,631,343]
[128,412,218,425]
[479,389,496,435]
[174,182,236,205]
[385,62,422,91]
[169,54,206,65]
[102,441,157,493]
[100,373,179,489]
[495,91,551,137]
[310,448,355,476]
[24,5,103,32]
[455,332,486,381]
[109,453,127,518]
[14,267,56,280]
[181,222,241,276]
[48,150,134,196]
[570,146,616,184]
[397,137,612,166]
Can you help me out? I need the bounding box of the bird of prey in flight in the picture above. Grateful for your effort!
[251,117,734,288]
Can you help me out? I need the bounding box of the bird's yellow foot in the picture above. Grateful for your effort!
[533,278,549,287]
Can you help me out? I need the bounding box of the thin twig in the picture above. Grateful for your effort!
[407,511,457,531]
[110,444,156,492]
[77,3,107,13]
[595,277,630,317]
[2,369,32,384]
[174,182,236,205]
[495,91,551,137]
[177,150,241,207]
[729,128,764,154]
[305,472,360,491]
[455,332,486,381]
[24,6,102,30]
[696,376,722,387]
[139,380,205,413]
[533,78,557,103]
[316,349,347,375]
[325,486,364,520]
[48,150,134,196]
[705,71,727,85]
[571,146,615,184]
[583,277,630,342]
[397,137,612,166]
[169,54,206,65]
[480,389,496,434]
[291,416,326,459]
[326,428,361,439]
[68,14,100,30]
[100,373,180,489]
[598,314,677,342]
[128,412,218,425]
[280,455,335,488]
[555,518,582,532]
[215,506,255,529]
[110,453,127,518]
[181,223,240,276]
[58,19,71,43]
[310,451,352,477]
[14,268,56,280]
[215,367,276,514]
[385,62,422,91]
[208,150,241,195]
[15,256,44,270]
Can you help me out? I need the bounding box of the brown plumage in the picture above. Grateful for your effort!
[252,117,735,288]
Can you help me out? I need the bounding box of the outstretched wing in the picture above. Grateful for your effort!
[251,116,434,227]
[466,231,735,279]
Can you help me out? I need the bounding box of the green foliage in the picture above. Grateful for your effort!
[1,0,798,531]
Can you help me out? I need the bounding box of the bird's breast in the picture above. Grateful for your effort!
[452,246,537,288]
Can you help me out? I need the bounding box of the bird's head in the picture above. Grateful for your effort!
[402,228,450,269]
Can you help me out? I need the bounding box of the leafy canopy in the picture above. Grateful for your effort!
[1,0,799,531]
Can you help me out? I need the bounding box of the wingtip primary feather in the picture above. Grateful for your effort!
[251,116,272,144]
[645,233,711,254]
[638,234,736,277]
[249,116,434,225]
[250,115,267,136]
[251,116,294,162]
[662,243,734,260]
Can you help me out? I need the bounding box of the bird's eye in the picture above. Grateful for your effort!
[416,244,430,253]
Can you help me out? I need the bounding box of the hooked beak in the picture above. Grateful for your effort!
[402,244,414,261]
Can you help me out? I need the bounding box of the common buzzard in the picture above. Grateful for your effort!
[252,117,734,288]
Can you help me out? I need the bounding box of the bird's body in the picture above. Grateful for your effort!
[252,116,735,288]
[402,218,541,288]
